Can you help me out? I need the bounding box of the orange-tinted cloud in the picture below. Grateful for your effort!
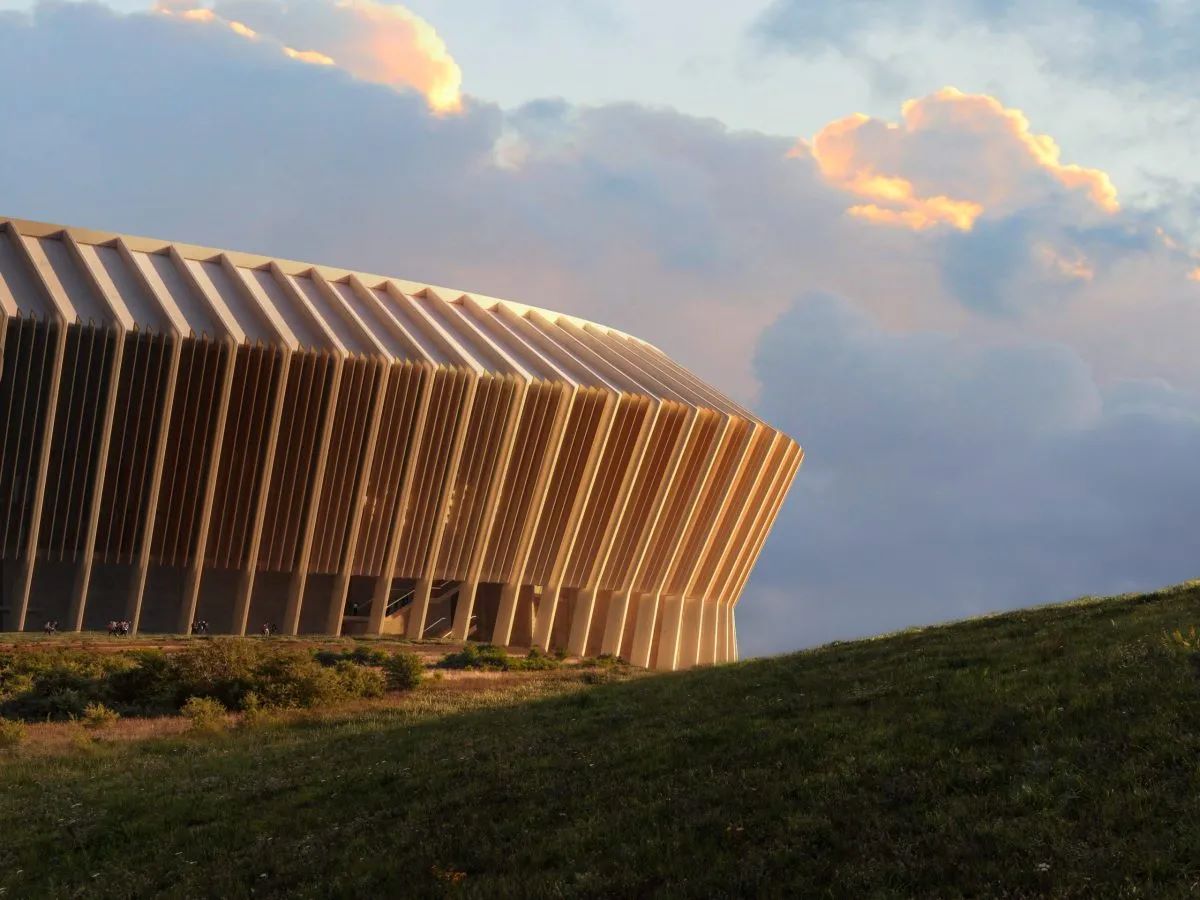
[156,0,462,114]
[1036,243,1094,282]
[802,87,1119,231]
[903,88,1118,213]
[282,46,335,66]
[331,0,462,114]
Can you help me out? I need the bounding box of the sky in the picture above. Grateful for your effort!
[3,0,1200,656]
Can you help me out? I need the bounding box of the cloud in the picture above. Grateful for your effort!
[157,0,463,112]
[801,87,1117,234]
[741,291,1200,654]
[5,2,1200,660]
[752,0,1200,91]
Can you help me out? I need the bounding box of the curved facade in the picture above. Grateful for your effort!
[0,216,801,669]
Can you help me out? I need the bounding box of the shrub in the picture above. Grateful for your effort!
[0,641,396,723]
[181,696,227,732]
[168,640,259,710]
[169,641,386,711]
[239,692,278,729]
[349,646,390,667]
[436,644,563,672]
[251,651,347,709]
[0,671,34,703]
[313,646,390,668]
[312,649,340,668]
[510,647,561,671]
[437,644,510,671]
[0,649,133,721]
[107,650,175,712]
[0,717,25,749]
[384,651,424,690]
[82,702,120,730]
[334,661,386,699]
[436,644,481,670]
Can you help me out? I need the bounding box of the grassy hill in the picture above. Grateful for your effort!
[3,584,1200,897]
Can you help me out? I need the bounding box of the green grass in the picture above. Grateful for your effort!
[3,583,1200,897]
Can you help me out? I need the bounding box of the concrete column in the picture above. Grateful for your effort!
[697,599,718,665]
[715,600,730,663]
[450,579,480,640]
[566,588,597,657]
[600,590,631,658]
[724,609,734,667]
[532,584,562,652]
[492,582,520,646]
[404,575,435,639]
[629,592,661,669]
[677,596,703,670]
[653,594,685,671]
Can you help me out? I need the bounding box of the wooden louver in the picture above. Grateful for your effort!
[0,216,801,670]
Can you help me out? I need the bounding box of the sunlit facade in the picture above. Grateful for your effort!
[0,216,800,669]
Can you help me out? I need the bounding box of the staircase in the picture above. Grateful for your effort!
[348,580,466,637]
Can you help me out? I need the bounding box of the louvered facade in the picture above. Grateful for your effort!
[0,216,801,669]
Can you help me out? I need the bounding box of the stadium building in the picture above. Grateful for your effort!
[0,216,800,669]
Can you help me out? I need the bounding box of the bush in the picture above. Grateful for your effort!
[437,644,508,670]
[107,650,175,712]
[334,661,386,699]
[436,644,564,672]
[510,647,561,671]
[0,717,25,749]
[181,696,227,732]
[239,692,278,729]
[168,641,385,711]
[0,641,395,723]
[313,646,390,668]
[82,702,120,730]
[383,651,424,690]
[349,645,390,667]
[168,641,260,710]
[0,649,133,720]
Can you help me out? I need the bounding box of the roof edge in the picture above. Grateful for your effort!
[0,215,653,349]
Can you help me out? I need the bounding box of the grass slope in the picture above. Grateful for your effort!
[4,584,1200,898]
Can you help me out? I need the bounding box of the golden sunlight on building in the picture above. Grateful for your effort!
[0,217,799,671]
